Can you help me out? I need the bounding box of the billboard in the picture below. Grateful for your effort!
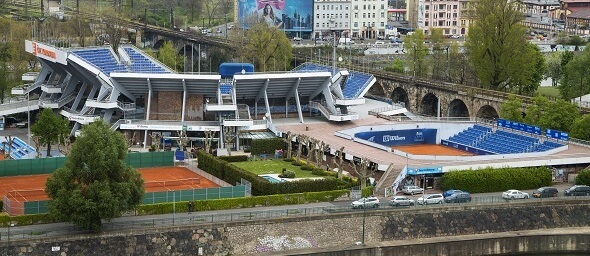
[354,129,437,147]
[237,0,313,32]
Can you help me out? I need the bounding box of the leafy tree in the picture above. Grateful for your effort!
[157,41,184,72]
[499,94,524,122]
[555,31,569,45]
[524,95,549,127]
[0,42,10,104]
[45,121,145,232]
[568,36,586,51]
[385,58,405,73]
[570,115,590,141]
[31,108,70,157]
[404,29,428,77]
[544,52,564,87]
[538,99,580,132]
[429,28,448,80]
[66,16,92,47]
[559,45,590,101]
[447,42,473,84]
[466,0,542,93]
[239,23,292,72]
[575,168,590,186]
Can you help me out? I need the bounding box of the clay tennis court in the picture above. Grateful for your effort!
[393,144,474,156]
[0,167,220,204]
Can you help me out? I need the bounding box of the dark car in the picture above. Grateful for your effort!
[444,192,471,203]
[564,185,590,196]
[443,189,463,198]
[532,187,559,198]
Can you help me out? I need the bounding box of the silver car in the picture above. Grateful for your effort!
[389,196,415,207]
[351,197,380,209]
[416,193,444,205]
[402,185,424,195]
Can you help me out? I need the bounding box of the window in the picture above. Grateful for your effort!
[363,13,366,18]
[381,12,384,18]
[381,4,385,9]
[453,5,458,9]
[317,5,320,10]
[355,13,358,18]
[317,14,320,19]
[452,21,457,26]
[372,13,375,18]
[316,23,319,28]
[425,5,429,10]
[425,21,429,26]
[363,4,366,10]
[345,14,349,18]
[323,6,325,10]
[380,22,385,27]
[426,13,429,18]
[354,22,358,27]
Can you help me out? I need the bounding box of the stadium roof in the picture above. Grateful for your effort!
[233,72,332,100]
[109,73,221,98]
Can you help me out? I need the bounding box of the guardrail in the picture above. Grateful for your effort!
[1,195,589,242]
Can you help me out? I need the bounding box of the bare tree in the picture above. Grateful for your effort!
[308,138,317,165]
[67,16,92,47]
[296,134,308,164]
[349,157,376,190]
[332,147,346,179]
[149,133,162,151]
[176,130,189,150]
[57,135,73,156]
[3,135,11,159]
[222,126,236,156]
[283,131,295,159]
[204,130,216,154]
[316,141,328,167]
[32,135,42,158]
[124,130,137,148]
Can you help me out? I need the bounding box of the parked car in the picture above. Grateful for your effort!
[351,196,380,209]
[402,185,424,195]
[389,196,415,207]
[444,192,471,203]
[443,189,463,198]
[375,41,385,45]
[293,36,303,41]
[564,185,590,196]
[390,38,403,43]
[502,190,529,200]
[377,35,385,40]
[416,193,444,205]
[532,187,559,198]
[15,121,28,128]
[450,34,460,39]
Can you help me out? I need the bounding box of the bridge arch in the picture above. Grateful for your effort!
[390,87,409,108]
[419,93,438,116]
[476,105,499,120]
[448,99,470,118]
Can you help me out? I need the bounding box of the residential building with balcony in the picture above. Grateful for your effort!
[313,0,353,39]
[350,0,389,38]
[422,0,462,36]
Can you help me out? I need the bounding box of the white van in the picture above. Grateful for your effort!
[338,38,354,45]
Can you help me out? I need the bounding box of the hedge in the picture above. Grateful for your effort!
[441,166,552,193]
[0,213,55,227]
[137,190,350,215]
[576,169,590,186]
[218,155,248,162]
[197,151,355,195]
[251,138,284,155]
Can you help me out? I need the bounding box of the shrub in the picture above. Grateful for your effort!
[441,166,552,193]
[312,168,330,176]
[279,171,296,178]
[301,164,315,171]
[362,186,374,197]
[292,161,302,166]
[218,155,248,162]
[283,158,293,162]
[251,138,284,155]
[576,169,590,186]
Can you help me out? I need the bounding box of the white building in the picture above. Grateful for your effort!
[350,0,389,39]
[313,0,353,39]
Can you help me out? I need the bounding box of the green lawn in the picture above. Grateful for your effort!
[232,160,320,178]
[536,86,561,99]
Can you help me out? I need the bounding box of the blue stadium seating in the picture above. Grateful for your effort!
[445,125,564,154]
[220,83,232,94]
[123,47,170,74]
[1,137,36,159]
[72,48,129,76]
[294,63,374,99]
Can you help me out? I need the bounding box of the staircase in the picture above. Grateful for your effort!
[374,163,401,196]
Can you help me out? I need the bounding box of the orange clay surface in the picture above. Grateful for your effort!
[0,167,219,202]
[393,144,474,156]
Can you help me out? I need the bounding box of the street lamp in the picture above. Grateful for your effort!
[361,198,366,245]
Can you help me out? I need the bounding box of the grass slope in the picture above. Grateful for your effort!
[232,160,320,178]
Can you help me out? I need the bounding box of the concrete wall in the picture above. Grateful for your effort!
[1,201,590,255]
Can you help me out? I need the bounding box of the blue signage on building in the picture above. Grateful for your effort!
[497,119,541,135]
[354,129,437,147]
[407,166,443,175]
[546,129,569,141]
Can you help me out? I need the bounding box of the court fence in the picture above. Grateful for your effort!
[0,151,174,177]
[3,180,250,215]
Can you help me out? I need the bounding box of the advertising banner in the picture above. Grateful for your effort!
[354,129,437,147]
[545,129,569,141]
[237,0,313,32]
[497,119,541,135]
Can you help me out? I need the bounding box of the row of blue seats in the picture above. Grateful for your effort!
[448,137,474,146]
[1,137,35,159]
[124,47,170,74]
[473,125,492,132]
[496,130,537,143]
[220,84,232,94]
[249,104,311,114]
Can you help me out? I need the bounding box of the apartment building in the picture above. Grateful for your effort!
[313,0,353,39]
[423,0,462,36]
[350,0,389,38]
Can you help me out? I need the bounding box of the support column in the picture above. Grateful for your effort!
[294,89,304,123]
[254,101,258,118]
[264,90,272,123]
[285,100,288,118]
[181,79,187,123]
[71,82,88,111]
[143,79,152,150]
[437,97,441,120]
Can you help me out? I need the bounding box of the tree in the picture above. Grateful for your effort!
[222,126,236,156]
[545,52,564,87]
[448,42,472,84]
[524,95,549,127]
[575,168,590,186]
[466,0,541,93]
[45,121,145,232]
[349,157,376,190]
[559,45,590,101]
[66,16,92,47]
[282,131,295,159]
[404,29,428,77]
[555,31,569,45]
[429,28,447,80]
[570,115,590,141]
[499,95,524,122]
[332,147,346,179]
[157,41,184,72]
[31,108,69,157]
[568,36,586,51]
[239,23,292,72]
[538,99,580,132]
[385,58,405,73]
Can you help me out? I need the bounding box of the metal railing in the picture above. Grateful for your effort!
[0,195,589,242]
